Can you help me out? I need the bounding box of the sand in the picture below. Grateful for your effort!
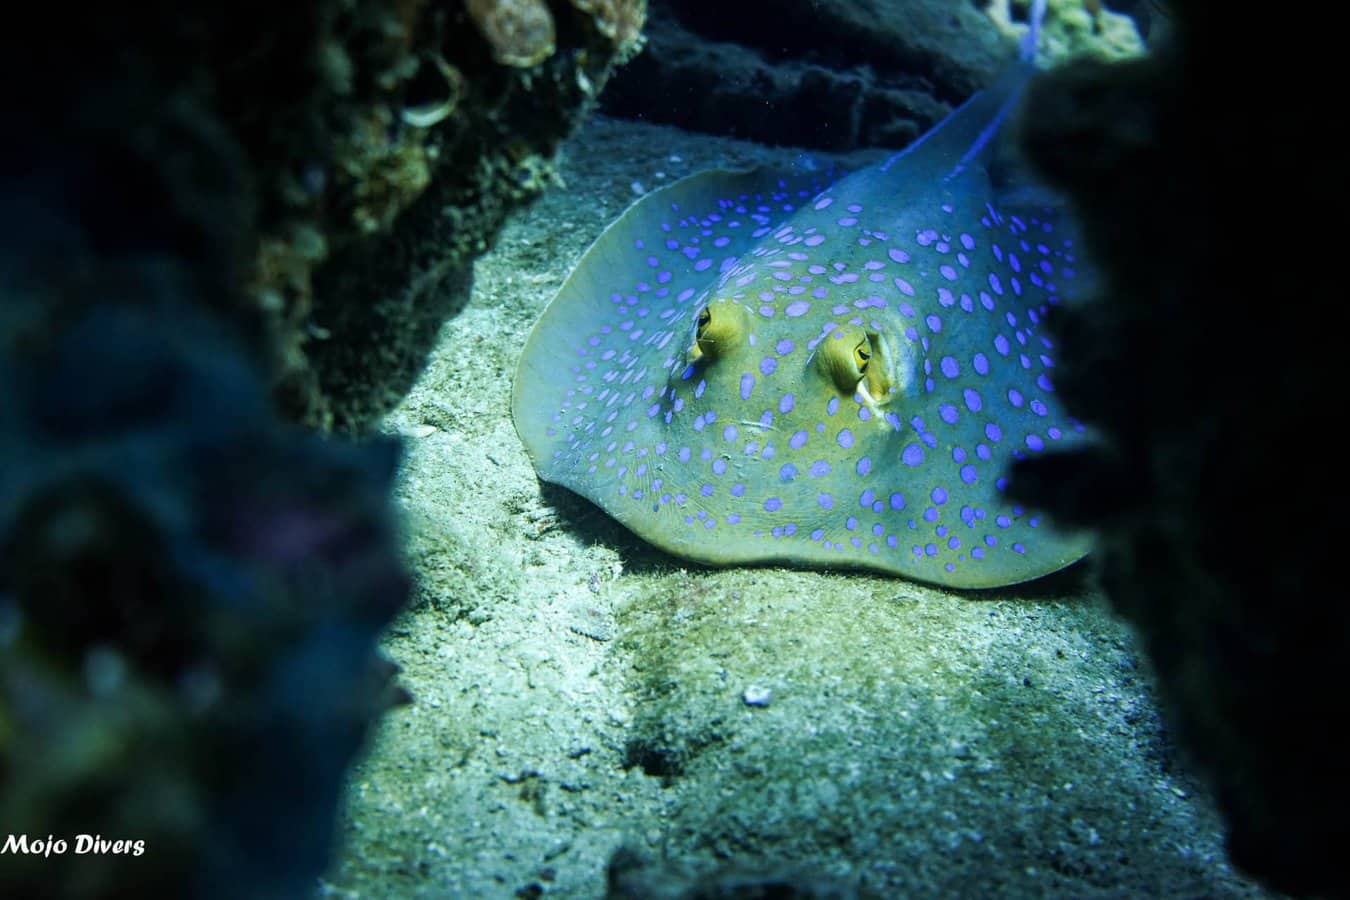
[323,115,1273,899]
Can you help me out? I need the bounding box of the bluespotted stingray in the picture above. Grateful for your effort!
[513,10,1093,588]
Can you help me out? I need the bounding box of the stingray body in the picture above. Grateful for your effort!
[513,53,1092,588]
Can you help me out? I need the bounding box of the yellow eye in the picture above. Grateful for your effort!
[689,301,747,363]
[854,341,870,373]
[815,324,894,405]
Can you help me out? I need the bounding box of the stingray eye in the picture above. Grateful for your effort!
[854,341,871,374]
[816,324,869,394]
[690,300,746,363]
[816,324,895,405]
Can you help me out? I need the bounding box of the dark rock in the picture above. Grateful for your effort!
[1010,2,1346,894]
[601,0,1145,152]
[1,3,455,891]
[603,0,1010,151]
[3,0,647,434]
[300,0,649,431]
[0,306,411,900]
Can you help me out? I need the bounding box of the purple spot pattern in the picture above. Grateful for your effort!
[515,144,1087,586]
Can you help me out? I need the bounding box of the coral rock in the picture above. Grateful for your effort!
[466,0,557,67]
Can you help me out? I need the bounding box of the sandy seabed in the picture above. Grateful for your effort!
[323,115,1275,899]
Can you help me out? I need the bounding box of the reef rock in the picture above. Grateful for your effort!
[601,0,1142,151]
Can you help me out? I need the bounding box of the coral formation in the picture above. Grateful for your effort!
[299,0,649,431]
[5,0,648,435]
[987,0,1144,64]
[570,0,648,47]
[466,0,557,68]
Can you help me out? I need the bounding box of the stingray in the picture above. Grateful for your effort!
[512,7,1093,588]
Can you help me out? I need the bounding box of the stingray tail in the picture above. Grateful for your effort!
[1021,0,1047,64]
[877,1,1047,182]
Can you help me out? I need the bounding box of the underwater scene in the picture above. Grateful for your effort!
[2,0,1342,897]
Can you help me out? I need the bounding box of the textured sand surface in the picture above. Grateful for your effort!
[324,116,1271,899]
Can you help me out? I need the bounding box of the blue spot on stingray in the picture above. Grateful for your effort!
[512,30,1094,588]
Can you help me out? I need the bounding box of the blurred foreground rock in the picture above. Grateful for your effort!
[1011,1,1346,894]
[1,0,650,895]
